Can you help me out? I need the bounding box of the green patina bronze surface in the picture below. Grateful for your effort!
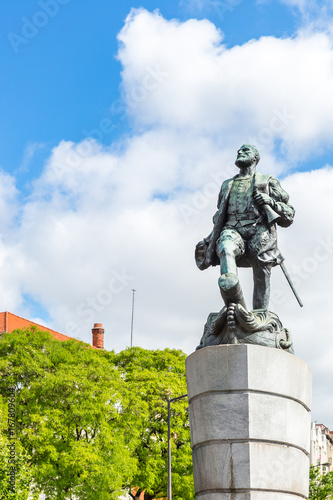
[195,144,296,352]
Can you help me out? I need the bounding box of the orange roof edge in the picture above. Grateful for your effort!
[0,311,96,348]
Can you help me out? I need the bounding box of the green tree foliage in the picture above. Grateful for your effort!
[0,328,136,499]
[0,330,194,499]
[106,347,194,500]
[309,467,333,499]
[0,394,36,500]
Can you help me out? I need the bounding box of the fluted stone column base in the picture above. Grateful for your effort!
[186,344,312,499]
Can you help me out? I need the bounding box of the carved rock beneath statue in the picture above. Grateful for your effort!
[196,303,294,354]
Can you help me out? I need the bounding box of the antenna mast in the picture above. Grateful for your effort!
[130,289,136,348]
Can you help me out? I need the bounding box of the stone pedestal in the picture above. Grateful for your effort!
[186,344,312,500]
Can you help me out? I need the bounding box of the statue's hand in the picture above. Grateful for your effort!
[254,191,272,206]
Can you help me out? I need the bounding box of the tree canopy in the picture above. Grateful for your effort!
[0,392,35,500]
[0,328,194,499]
[309,467,333,499]
[106,347,194,500]
[0,328,135,499]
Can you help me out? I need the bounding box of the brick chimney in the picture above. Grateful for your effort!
[92,323,104,349]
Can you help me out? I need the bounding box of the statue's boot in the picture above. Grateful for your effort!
[218,273,247,309]
[234,303,261,332]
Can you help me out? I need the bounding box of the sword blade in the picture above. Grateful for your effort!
[280,261,303,308]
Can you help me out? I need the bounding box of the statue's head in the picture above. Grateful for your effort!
[235,144,260,169]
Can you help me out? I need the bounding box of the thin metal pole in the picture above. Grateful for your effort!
[167,394,187,500]
[167,397,171,500]
[130,289,136,348]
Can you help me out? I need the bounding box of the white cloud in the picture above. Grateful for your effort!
[278,0,332,14]
[1,9,333,428]
[0,170,25,310]
[118,9,333,162]
[272,0,333,29]
[276,0,313,11]
[17,142,44,174]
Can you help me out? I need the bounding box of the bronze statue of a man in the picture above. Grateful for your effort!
[195,144,295,310]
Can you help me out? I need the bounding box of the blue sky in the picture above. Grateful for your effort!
[1,0,302,189]
[2,1,332,186]
[1,0,333,427]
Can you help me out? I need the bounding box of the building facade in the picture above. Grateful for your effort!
[310,422,333,474]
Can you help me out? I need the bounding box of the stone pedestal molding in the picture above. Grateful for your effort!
[186,344,312,500]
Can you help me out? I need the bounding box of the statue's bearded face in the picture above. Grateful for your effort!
[235,146,256,168]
